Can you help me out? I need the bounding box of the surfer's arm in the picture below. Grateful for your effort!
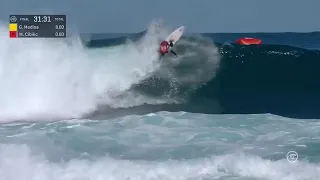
[170,50,177,57]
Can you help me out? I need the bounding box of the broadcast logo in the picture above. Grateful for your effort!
[286,151,298,163]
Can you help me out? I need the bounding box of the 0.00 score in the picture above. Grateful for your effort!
[55,32,65,37]
[55,25,64,29]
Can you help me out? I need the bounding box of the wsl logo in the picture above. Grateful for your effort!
[10,16,17,23]
[286,151,298,163]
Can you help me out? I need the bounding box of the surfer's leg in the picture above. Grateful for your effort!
[170,50,177,57]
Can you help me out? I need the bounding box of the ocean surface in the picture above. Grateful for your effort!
[0,22,320,180]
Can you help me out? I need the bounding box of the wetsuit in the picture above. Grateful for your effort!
[159,41,177,56]
[168,41,177,56]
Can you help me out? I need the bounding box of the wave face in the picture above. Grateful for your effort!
[88,32,320,120]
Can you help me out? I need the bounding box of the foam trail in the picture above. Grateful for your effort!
[0,21,166,122]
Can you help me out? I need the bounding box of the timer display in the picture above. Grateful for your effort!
[33,16,52,23]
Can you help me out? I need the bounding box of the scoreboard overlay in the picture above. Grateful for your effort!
[9,15,66,38]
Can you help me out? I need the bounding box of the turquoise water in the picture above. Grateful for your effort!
[1,112,320,180]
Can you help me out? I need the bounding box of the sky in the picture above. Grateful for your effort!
[1,0,319,33]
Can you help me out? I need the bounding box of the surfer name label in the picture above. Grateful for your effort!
[18,25,39,30]
[18,32,39,37]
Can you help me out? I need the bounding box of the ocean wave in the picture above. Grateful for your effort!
[87,35,320,120]
[0,22,169,122]
[1,19,319,122]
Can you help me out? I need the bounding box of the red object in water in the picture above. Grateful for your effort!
[235,37,262,45]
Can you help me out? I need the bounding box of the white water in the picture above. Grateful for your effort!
[1,145,318,180]
[0,22,171,122]
[0,21,221,123]
[0,112,319,180]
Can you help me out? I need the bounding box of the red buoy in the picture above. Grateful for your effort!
[235,37,262,45]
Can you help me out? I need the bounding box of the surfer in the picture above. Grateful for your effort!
[159,40,177,57]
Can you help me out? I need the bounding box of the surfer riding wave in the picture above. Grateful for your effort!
[159,40,178,56]
[158,26,185,57]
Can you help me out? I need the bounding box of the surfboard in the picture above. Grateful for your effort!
[165,26,185,46]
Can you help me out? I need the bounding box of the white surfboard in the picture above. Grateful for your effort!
[165,26,185,46]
